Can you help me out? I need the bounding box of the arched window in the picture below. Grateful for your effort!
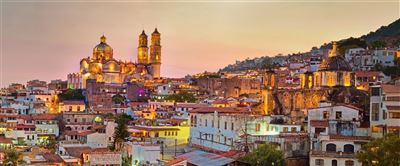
[344,144,355,153]
[315,159,324,166]
[345,160,354,166]
[326,143,336,152]
[332,160,337,166]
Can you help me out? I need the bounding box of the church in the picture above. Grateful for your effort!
[76,29,162,88]
[261,41,367,118]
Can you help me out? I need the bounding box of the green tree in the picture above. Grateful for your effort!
[3,149,25,166]
[370,40,387,49]
[112,114,130,151]
[58,89,85,101]
[164,92,196,102]
[46,137,58,153]
[356,134,400,166]
[241,143,285,166]
[122,155,132,166]
[112,93,126,104]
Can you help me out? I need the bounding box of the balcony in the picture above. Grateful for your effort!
[310,150,355,158]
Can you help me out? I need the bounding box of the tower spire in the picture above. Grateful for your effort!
[329,41,337,57]
[100,35,106,43]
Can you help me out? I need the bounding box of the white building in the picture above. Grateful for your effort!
[189,107,270,152]
[59,100,86,112]
[372,49,396,67]
[370,84,400,138]
[308,103,368,166]
[126,142,161,165]
[345,48,365,62]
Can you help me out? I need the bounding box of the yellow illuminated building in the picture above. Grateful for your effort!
[301,41,354,88]
[79,29,162,88]
[263,41,360,115]
[130,125,190,145]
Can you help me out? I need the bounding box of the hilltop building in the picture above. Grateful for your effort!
[75,29,162,88]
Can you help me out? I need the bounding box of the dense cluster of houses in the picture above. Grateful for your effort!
[0,43,399,166]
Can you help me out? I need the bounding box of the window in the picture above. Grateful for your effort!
[291,127,296,132]
[211,120,214,128]
[224,122,227,130]
[323,111,329,119]
[255,123,261,132]
[389,112,400,119]
[345,160,354,166]
[77,106,81,111]
[205,119,207,127]
[283,127,288,132]
[371,87,380,96]
[371,103,380,121]
[332,160,337,166]
[69,106,72,111]
[344,144,354,153]
[315,159,324,166]
[383,109,387,119]
[336,111,342,120]
[326,143,336,152]
[231,122,234,131]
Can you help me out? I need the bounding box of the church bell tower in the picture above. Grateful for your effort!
[137,30,149,64]
[150,28,161,79]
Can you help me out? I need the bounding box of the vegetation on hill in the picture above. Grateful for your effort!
[219,55,287,72]
[219,18,400,72]
[164,92,196,103]
[112,114,131,151]
[58,89,85,101]
[3,149,25,166]
[112,93,126,104]
[241,143,285,166]
[356,134,400,166]
[361,18,400,42]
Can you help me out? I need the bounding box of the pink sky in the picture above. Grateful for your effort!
[1,1,399,87]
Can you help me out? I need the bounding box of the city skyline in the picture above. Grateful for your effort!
[1,1,399,87]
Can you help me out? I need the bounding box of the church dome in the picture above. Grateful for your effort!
[318,56,352,71]
[318,41,351,71]
[93,35,113,60]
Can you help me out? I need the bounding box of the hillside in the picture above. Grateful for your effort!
[361,18,400,42]
[219,18,400,72]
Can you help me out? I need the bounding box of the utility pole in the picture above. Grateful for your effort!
[161,141,164,160]
[174,139,177,156]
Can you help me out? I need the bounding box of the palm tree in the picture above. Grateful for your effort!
[3,149,24,166]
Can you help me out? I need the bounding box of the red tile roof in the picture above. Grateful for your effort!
[16,124,36,129]
[0,137,12,144]
[62,100,85,105]
[329,134,370,141]
[355,71,382,77]
[189,107,249,114]
[42,153,64,163]
[310,120,329,127]
[32,113,59,120]
[382,84,400,93]
[387,106,400,111]
[176,103,210,108]
[131,125,180,131]
[64,146,92,158]
[166,157,187,166]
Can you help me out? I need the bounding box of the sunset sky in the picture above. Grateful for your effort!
[1,0,399,87]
